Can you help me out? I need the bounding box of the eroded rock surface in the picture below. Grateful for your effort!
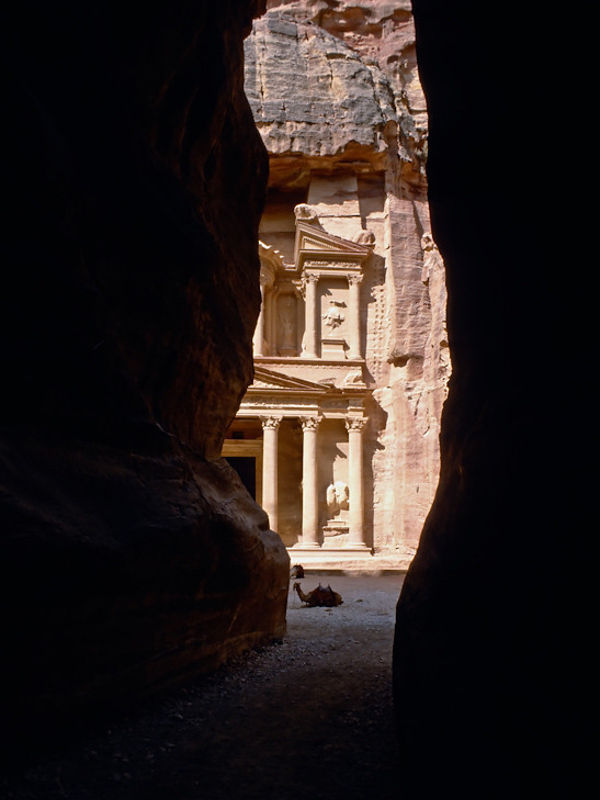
[1,0,289,751]
[245,13,396,161]
[243,4,448,566]
[260,1,427,187]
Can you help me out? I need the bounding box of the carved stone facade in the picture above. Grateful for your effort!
[224,210,374,563]
[222,5,450,569]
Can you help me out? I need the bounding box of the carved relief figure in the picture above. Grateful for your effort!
[420,232,443,283]
[322,299,345,329]
[326,481,349,519]
[277,293,297,354]
[421,231,450,380]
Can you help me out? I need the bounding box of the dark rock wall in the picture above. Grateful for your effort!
[2,0,290,752]
[3,2,268,456]
[393,2,588,796]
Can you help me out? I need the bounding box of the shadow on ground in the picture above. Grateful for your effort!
[2,572,405,800]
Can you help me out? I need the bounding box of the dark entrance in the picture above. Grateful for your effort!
[226,456,257,499]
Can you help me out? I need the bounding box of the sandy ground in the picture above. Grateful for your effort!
[2,572,406,800]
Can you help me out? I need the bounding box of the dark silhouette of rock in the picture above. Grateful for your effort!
[1,0,290,755]
[393,1,588,797]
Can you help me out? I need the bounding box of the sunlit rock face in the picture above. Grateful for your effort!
[242,3,449,567]
[246,12,396,159]
[1,0,289,748]
[261,0,426,187]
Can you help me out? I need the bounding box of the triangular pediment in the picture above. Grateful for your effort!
[247,366,332,394]
[294,221,372,267]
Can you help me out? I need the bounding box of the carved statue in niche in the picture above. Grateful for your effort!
[420,232,443,284]
[277,293,297,355]
[322,299,345,329]
[326,481,349,519]
[421,231,451,382]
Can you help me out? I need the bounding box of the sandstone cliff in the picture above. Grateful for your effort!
[244,3,448,564]
[262,0,427,188]
[245,11,397,177]
[1,0,289,750]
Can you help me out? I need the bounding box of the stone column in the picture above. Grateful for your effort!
[300,416,321,548]
[253,283,265,357]
[301,273,319,358]
[261,416,282,532]
[347,273,363,360]
[346,417,368,548]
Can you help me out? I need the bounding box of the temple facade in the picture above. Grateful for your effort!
[223,203,375,563]
[223,176,449,570]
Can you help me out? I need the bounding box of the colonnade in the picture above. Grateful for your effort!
[259,414,368,549]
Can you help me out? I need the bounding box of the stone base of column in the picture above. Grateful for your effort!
[288,544,371,560]
[289,542,322,551]
[287,547,409,572]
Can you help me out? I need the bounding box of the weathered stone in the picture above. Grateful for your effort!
[2,0,290,750]
[245,10,398,180]
[232,5,446,570]
[262,1,428,186]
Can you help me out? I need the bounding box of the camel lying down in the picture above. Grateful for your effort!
[293,582,343,607]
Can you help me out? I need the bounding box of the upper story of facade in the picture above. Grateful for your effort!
[254,201,374,371]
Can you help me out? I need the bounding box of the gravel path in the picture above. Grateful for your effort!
[3,572,405,800]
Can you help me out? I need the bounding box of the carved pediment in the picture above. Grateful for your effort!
[248,366,332,394]
[294,221,373,269]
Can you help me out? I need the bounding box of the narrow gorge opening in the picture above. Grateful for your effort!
[2,1,583,798]
[234,6,448,569]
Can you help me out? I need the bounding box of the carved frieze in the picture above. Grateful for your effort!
[302,259,362,270]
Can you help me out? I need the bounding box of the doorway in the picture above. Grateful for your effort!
[221,436,263,505]
[225,456,257,499]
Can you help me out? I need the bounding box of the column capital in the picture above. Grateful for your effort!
[261,415,283,430]
[300,415,322,432]
[347,272,364,286]
[302,271,320,284]
[345,416,367,432]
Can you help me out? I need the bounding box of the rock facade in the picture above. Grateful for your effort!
[2,0,289,750]
[239,2,448,567]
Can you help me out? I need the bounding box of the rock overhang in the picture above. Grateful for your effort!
[244,10,399,161]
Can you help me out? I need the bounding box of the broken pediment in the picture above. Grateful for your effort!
[294,220,373,270]
[259,240,287,284]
